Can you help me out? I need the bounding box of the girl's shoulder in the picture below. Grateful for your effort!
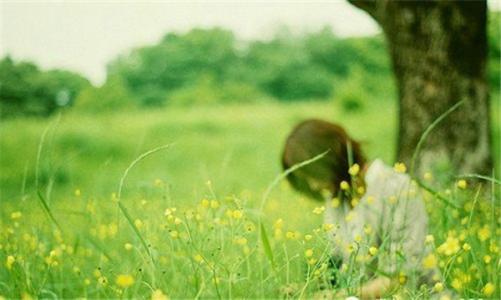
[365,159,418,201]
[366,159,410,185]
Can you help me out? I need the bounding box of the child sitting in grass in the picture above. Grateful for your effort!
[282,119,439,299]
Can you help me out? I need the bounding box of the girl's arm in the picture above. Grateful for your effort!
[358,276,397,299]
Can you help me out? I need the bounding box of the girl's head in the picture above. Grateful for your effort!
[282,119,366,201]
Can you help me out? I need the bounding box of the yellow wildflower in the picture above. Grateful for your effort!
[305,249,314,257]
[462,243,471,251]
[398,272,407,284]
[369,246,378,256]
[116,274,134,288]
[425,235,434,244]
[304,234,313,241]
[489,241,499,253]
[232,210,243,219]
[313,206,325,215]
[273,218,283,229]
[210,200,219,209]
[437,236,460,256]
[285,231,300,240]
[478,226,490,241]
[451,278,461,291]
[393,162,407,173]
[357,186,365,195]
[354,234,362,243]
[422,253,437,269]
[151,289,169,300]
[456,180,467,189]
[6,255,15,270]
[169,230,179,239]
[345,212,356,222]
[74,189,81,197]
[124,243,133,251]
[433,282,444,293]
[194,254,204,263]
[340,181,350,191]
[234,237,247,246]
[322,223,335,232]
[200,199,210,208]
[164,208,176,216]
[98,276,108,286]
[366,196,375,205]
[348,164,360,176]
[331,198,340,208]
[482,282,495,297]
[483,255,491,264]
[245,222,255,232]
[460,273,471,283]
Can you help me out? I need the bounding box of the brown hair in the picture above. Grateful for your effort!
[282,119,366,201]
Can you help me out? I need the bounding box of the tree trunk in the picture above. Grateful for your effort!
[349,0,493,176]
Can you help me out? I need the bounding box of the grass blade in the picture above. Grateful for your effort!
[410,100,464,176]
[117,144,171,200]
[116,143,171,262]
[260,223,275,269]
[258,150,329,269]
[118,201,152,259]
[457,173,501,185]
[36,190,62,232]
[259,150,329,212]
[414,179,461,209]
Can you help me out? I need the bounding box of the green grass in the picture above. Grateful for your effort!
[0,101,397,202]
[0,100,499,299]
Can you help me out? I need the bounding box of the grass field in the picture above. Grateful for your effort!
[0,100,499,299]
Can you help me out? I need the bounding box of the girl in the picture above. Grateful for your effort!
[282,119,438,299]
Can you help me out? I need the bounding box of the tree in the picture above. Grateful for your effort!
[107,28,238,106]
[348,0,493,176]
[0,56,90,117]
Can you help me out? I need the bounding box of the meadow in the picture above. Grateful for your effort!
[0,99,500,299]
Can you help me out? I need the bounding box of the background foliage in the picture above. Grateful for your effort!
[1,12,499,116]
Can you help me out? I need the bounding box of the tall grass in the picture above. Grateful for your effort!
[0,100,499,299]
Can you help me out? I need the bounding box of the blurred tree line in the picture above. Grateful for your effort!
[1,12,499,117]
[0,57,90,116]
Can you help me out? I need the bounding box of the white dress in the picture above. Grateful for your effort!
[324,159,435,284]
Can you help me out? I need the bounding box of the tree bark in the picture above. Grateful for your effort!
[349,0,493,176]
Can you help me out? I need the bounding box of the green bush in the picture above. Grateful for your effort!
[0,57,89,117]
[169,76,267,106]
[73,76,137,112]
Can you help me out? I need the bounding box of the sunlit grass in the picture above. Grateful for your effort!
[1,168,499,298]
[0,100,499,298]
